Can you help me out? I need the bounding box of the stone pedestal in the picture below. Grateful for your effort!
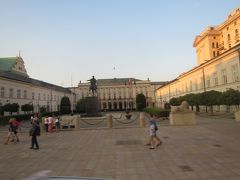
[170,111,196,125]
[85,96,99,115]
[235,110,240,122]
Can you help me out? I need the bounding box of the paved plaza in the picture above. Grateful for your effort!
[1,113,240,180]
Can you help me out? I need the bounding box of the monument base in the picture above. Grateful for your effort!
[169,111,196,125]
[85,96,100,116]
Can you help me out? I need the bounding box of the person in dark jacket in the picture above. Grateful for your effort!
[29,119,40,150]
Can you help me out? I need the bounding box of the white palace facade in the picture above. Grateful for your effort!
[71,79,165,111]
[156,8,240,109]
[0,56,74,115]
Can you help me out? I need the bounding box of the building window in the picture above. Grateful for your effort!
[235,29,239,41]
[200,77,204,89]
[217,51,220,56]
[32,92,35,100]
[17,89,21,98]
[216,42,219,48]
[38,93,41,100]
[43,94,46,101]
[9,88,13,98]
[24,90,27,99]
[212,42,215,48]
[194,79,198,90]
[213,51,216,57]
[213,72,218,86]
[189,81,193,92]
[227,34,231,42]
[232,64,239,82]
[206,76,210,88]
[1,87,5,98]
[221,69,228,84]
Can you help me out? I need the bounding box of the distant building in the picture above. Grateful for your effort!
[156,8,240,110]
[0,56,73,115]
[71,78,166,111]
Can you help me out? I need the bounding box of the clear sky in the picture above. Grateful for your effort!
[0,0,239,87]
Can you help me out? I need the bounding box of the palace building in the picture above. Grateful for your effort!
[156,8,240,109]
[0,56,74,115]
[71,78,166,111]
[0,56,165,115]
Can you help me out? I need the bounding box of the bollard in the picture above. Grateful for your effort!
[139,112,145,127]
[107,114,113,128]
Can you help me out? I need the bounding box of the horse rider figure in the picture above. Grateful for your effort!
[88,76,97,96]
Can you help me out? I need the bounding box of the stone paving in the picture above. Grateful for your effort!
[1,113,240,180]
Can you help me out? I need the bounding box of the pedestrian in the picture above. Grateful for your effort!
[44,116,49,132]
[4,118,15,144]
[55,116,60,132]
[146,113,162,149]
[11,118,21,142]
[48,116,53,132]
[29,119,40,150]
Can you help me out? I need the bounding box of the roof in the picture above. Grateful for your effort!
[151,81,168,85]
[0,57,17,71]
[96,78,140,85]
[0,70,71,93]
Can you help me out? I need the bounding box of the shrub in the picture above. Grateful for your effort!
[145,107,170,117]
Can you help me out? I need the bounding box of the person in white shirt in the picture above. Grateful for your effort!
[47,116,53,132]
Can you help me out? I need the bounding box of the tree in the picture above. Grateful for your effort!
[21,104,34,114]
[40,106,47,113]
[136,93,146,111]
[222,88,240,110]
[60,96,71,114]
[169,97,181,106]
[76,98,86,113]
[199,90,222,114]
[3,103,19,115]
[0,103,3,116]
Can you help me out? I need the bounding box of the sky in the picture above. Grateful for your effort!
[0,0,239,87]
